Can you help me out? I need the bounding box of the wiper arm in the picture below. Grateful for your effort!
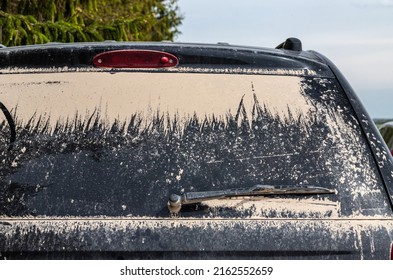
[167,185,335,214]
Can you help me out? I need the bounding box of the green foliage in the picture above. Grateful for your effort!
[0,0,182,46]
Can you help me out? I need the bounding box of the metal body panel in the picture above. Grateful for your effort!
[0,42,333,77]
[1,218,393,259]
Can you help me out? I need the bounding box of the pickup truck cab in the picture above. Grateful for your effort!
[1,38,393,259]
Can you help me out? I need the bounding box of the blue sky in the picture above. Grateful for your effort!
[176,0,393,118]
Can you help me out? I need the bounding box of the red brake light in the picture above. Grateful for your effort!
[93,50,179,68]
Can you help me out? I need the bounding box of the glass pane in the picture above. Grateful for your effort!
[0,72,389,217]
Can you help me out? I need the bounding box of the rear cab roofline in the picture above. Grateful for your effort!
[0,41,334,78]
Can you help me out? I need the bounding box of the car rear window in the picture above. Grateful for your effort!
[0,71,391,218]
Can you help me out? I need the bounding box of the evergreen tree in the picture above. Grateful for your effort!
[0,0,182,46]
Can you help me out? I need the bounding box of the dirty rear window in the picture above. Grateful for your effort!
[0,72,390,218]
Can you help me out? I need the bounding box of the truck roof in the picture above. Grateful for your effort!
[0,38,333,77]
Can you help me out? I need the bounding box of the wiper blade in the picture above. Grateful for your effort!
[167,185,335,214]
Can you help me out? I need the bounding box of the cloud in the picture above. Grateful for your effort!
[381,0,393,6]
[352,0,393,7]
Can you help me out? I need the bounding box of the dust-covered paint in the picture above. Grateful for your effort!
[0,66,319,77]
[1,216,393,259]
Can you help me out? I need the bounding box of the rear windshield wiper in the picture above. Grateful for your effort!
[167,184,335,214]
